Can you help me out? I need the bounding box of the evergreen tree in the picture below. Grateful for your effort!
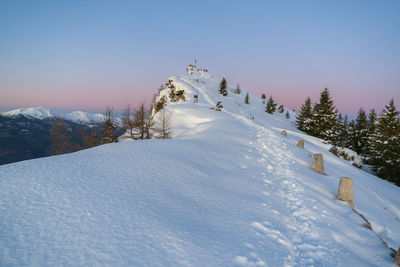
[285,111,290,119]
[278,105,284,113]
[219,78,228,96]
[346,120,356,149]
[245,93,250,104]
[313,88,337,143]
[296,97,313,133]
[233,84,241,94]
[336,113,348,147]
[371,99,400,185]
[101,107,118,144]
[266,96,277,114]
[353,108,369,156]
[261,93,266,104]
[365,109,378,161]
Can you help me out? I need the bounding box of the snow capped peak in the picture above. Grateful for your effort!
[1,106,55,119]
[1,107,106,124]
[63,111,105,124]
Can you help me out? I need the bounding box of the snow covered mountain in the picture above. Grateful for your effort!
[1,106,106,124]
[1,68,399,266]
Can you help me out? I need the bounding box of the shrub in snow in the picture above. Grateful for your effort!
[278,105,284,113]
[312,154,325,175]
[261,93,266,103]
[245,93,249,104]
[285,111,290,119]
[281,130,287,136]
[337,177,354,208]
[266,96,277,114]
[213,101,223,111]
[154,96,167,113]
[219,78,228,96]
[167,79,186,102]
[233,84,241,94]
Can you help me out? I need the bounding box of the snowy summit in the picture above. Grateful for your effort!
[0,66,399,266]
[1,107,106,124]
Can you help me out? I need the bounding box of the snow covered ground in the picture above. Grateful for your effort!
[1,69,399,266]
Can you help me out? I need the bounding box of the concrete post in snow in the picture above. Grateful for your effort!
[281,130,287,136]
[312,154,325,175]
[337,177,354,208]
[297,140,304,148]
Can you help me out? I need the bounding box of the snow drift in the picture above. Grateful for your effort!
[1,68,399,266]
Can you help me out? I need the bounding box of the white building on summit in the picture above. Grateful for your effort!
[186,64,208,76]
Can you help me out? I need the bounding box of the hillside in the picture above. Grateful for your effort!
[1,107,106,124]
[1,68,399,266]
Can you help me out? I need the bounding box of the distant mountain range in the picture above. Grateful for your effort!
[0,107,116,165]
[1,107,107,125]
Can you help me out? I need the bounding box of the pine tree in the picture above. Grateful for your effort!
[371,99,400,185]
[266,96,277,114]
[352,108,369,156]
[261,93,266,104]
[285,111,290,119]
[346,120,356,149]
[233,84,241,94]
[101,107,118,144]
[219,78,228,96]
[245,93,250,104]
[365,109,378,161]
[296,97,313,133]
[278,105,284,113]
[313,88,337,143]
[336,113,348,147]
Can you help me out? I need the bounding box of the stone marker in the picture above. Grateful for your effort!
[281,130,287,136]
[337,177,354,208]
[297,140,304,148]
[312,154,325,174]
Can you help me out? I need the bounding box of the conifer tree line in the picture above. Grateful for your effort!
[296,88,400,186]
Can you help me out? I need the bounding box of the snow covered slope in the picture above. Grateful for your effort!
[1,107,106,124]
[1,69,399,266]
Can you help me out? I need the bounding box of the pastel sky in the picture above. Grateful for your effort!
[1,0,399,115]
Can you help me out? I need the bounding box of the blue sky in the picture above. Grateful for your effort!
[0,0,399,115]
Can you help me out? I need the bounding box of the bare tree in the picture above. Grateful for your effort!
[122,103,135,139]
[100,107,118,144]
[153,109,172,139]
[48,116,72,155]
[134,103,146,140]
[133,103,154,139]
